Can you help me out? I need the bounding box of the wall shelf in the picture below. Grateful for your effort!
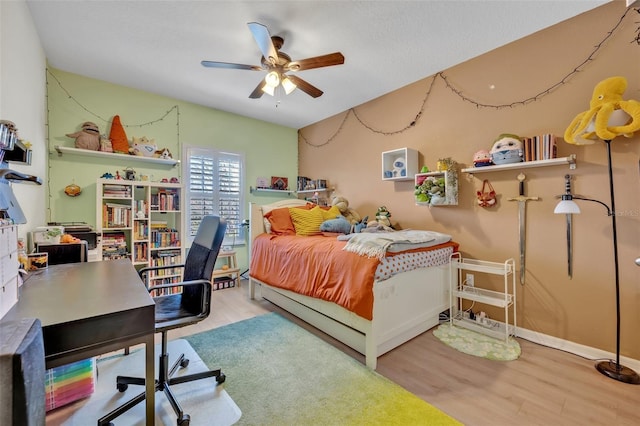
[55,145,180,167]
[381,147,418,181]
[250,187,294,195]
[461,155,576,175]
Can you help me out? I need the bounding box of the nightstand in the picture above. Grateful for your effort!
[211,250,240,289]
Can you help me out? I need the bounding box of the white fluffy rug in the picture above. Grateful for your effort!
[46,339,241,426]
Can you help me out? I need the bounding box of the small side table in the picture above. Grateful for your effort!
[211,250,241,289]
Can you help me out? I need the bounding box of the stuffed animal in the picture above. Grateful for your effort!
[564,76,640,144]
[473,149,492,167]
[319,215,352,234]
[109,115,130,154]
[154,148,173,159]
[66,122,100,151]
[331,196,361,224]
[353,216,368,233]
[100,134,113,152]
[490,134,523,165]
[130,136,158,157]
[375,206,392,227]
[362,221,394,233]
[392,157,406,178]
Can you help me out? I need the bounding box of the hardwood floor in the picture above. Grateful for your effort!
[196,282,639,426]
[50,280,639,425]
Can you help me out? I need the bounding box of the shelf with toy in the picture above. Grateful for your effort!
[461,155,576,175]
[414,159,458,206]
[381,148,418,181]
[55,146,180,167]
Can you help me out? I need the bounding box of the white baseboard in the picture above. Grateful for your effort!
[515,326,640,373]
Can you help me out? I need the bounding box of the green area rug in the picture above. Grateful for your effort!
[433,323,521,361]
[186,312,461,426]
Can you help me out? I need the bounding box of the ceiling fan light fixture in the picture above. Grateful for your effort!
[264,71,280,88]
[261,84,275,96]
[282,76,297,95]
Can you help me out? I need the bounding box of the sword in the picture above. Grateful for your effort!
[508,173,539,285]
[556,175,578,279]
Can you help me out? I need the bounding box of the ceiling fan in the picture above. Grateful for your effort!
[201,22,345,99]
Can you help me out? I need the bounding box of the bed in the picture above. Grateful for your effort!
[248,199,457,369]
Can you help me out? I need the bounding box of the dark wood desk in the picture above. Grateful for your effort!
[4,260,156,425]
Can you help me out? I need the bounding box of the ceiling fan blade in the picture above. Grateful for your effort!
[287,52,345,72]
[201,61,262,71]
[286,75,323,98]
[247,22,278,65]
[249,79,266,99]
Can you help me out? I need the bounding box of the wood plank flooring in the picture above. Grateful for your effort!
[200,283,640,426]
[50,281,640,425]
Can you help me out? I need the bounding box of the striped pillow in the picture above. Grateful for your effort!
[289,206,324,236]
[320,205,341,221]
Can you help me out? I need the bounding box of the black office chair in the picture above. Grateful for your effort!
[98,216,227,426]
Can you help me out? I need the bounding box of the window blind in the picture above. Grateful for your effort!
[185,147,244,246]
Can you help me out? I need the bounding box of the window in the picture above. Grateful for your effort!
[184,146,245,247]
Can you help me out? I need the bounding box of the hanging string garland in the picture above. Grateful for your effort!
[45,69,183,221]
[301,7,639,148]
[46,69,180,132]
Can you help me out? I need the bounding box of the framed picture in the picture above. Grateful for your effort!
[315,179,327,189]
[256,177,269,189]
[271,176,288,190]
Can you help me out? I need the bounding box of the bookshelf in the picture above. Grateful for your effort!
[96,179,184,285]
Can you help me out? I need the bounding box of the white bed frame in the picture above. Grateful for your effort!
[248,200,451,369]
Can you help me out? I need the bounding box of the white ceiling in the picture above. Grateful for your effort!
[26,1,608,129]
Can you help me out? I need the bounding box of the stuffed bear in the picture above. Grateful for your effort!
[66,122,100,151]
[130,136,158,157]
[331,196,361,225]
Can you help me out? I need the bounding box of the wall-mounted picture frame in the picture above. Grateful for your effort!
[271,176,288,190]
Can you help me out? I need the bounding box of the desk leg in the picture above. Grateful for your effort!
[144,334,155,426]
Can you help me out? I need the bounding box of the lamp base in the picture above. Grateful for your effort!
[596,360,640,384]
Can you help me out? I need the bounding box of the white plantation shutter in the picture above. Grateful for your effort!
[185,147,244,246]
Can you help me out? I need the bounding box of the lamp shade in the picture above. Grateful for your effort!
[281,76,297,95]
[554,199,581,214]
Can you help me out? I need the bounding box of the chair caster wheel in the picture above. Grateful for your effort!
[216,373,226,384]
[180,358,189,368]
[117,383,128,392]
[177,414,190,425]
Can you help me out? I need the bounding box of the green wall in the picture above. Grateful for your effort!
[47,68,298,269]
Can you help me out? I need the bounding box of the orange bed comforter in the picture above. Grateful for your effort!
[250,233,457,320]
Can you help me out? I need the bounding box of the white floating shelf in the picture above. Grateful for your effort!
[250,187,294,195]
[54,146,180,167]
[461,155,576,174]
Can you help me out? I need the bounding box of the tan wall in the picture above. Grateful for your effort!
[299,2,640,359]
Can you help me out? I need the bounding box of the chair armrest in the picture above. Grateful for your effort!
[147,279,211,294]
[148,279,212,317]
[138,263,186,285]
